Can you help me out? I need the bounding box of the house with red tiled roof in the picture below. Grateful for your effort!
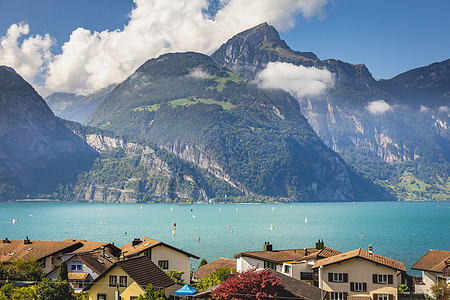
[311,246,407,300]
[83,256,177,300]
[411,249,450,297]
[0,237,83,273]
[120,237,199,284]
[47,246,120,292]
[234,240,341,283]
[194,258,236,280]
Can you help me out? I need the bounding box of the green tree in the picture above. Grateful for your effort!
[36,278,74,300]
[74,291,90,300]
[136,284,166,300]
[8,258,43,281]
[193,266,234,291]
[198,259,208,268]
[0,284,37,300]
[430,280,450,300]
[397,284,409,293]
[57,260,69,282]
[165,270,184,285]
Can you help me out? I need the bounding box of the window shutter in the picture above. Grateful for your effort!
[363,282,367,292]
[373,274,378,283]
[350,282,355,291]
[388,275,393,284]
[325,292,331,300]
[329,273,334,282]
[388,294,394,300]
[343,273,348,282]
[344,292,348,300]
[373,294,378,300]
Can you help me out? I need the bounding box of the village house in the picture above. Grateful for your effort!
[234,240,341,283]
[311,246,407,300]
[83,256,177,300]
[0,237,83,273]
[411,249,450,297]
[120,237,199,284]
[47,245,121,292]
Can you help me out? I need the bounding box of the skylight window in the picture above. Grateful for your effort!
[27,247,33,251]
[143,243,151,247]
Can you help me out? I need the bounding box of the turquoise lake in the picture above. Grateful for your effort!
[1,201,449,275]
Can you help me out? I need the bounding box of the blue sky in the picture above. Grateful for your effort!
[0,0,449,94]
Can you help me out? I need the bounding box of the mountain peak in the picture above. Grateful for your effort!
[234,22,282,47]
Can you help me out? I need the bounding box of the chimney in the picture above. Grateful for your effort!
[3,237,10,243]
[24,236,31,245]
[368,245,373,254]
[132,238,142,247]
[316,239,324,250]
[101,245,105,257]
[263,242,273,251]
[304,248,308,255]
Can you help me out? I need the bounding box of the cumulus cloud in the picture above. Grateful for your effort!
[0,23,53,90]
[254,62,334,98]
[367,100,393,114]
[0,0,330,95]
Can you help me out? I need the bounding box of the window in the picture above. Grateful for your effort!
[71,265,76,271]
[284,265,291,273]
[329,273,348,283]
[97,294,106,300]
[331,292,344,300]
[378,294,389,300]
[144,249,151,260]
[264,261,276,270]
[350,282,367,292]
[158,260,169,269]
[109,275,117,287]
[120,276,128,287]
[373,274,393,284]
[301,272,314,280]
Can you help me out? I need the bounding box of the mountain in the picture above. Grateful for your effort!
[59,121,242,203]
[86,52,388,202]
[212,23,449,200]
[0,66,97,200]
[377,59,450,108]
[45,85,115,123]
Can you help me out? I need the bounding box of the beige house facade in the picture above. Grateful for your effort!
[120,237,199,284]
[312,248,406,300]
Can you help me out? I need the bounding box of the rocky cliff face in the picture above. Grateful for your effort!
[64,124,239,203]
[0,66,97,198]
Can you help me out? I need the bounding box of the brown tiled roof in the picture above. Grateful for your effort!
[312,248,406,272]
[75,250,119,275]
[0,239,82,263]
[234,247,341,264]
[411,250,450,273]
[120,237,199,259]
[63,239,113,253]
[84,256,175,291]
[118,256,175,289]
[194,258,236,279]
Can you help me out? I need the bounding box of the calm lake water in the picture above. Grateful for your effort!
[1,201,449,275]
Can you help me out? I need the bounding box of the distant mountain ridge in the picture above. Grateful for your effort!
[211,23,449,200]
[0,66,97,199]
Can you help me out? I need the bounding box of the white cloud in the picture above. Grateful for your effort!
[0,23,53,90]
[1,0,330,94]
[189,67,210,78]
[438,106,449,113]
[254,62,334,98]
[419,105,429,113]
[367,100,393,114]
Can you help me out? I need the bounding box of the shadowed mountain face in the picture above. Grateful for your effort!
[211,23,449,200]
[0,66,97,199]
[86,52,389,202]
